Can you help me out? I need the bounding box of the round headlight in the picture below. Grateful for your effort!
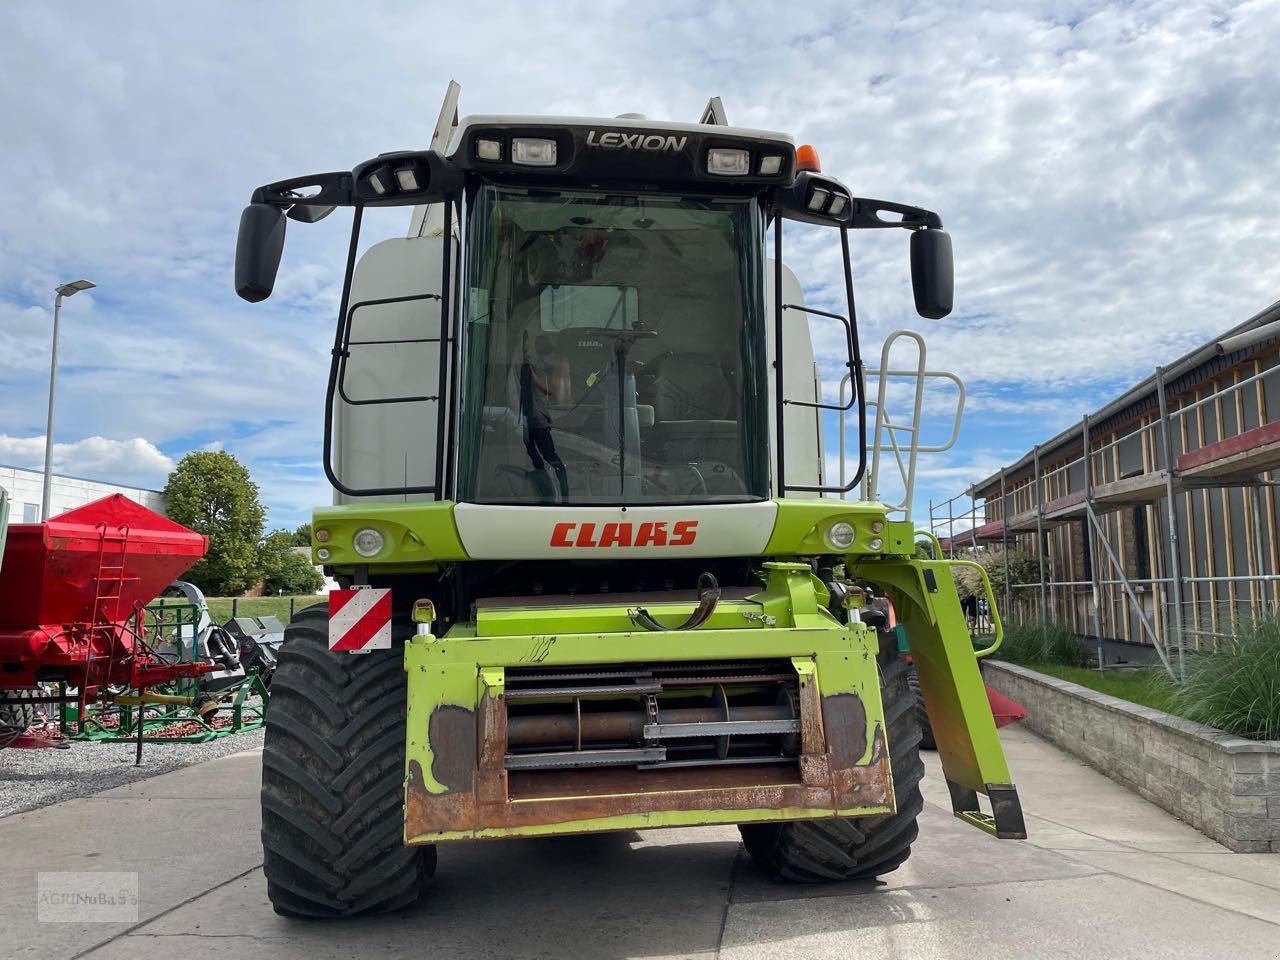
[316,547,331,561]
[826,521,856,551]
[868,538,884,551]
[352,527,385,558]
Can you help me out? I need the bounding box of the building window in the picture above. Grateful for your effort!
[1078,519,1093,581]
[1131,506,1151,582]
[22,502,39,523]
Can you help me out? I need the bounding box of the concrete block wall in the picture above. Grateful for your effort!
[984,661,1280,852]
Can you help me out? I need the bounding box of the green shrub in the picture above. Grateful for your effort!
[1170,617,1280,741]
[997,619,1088,668]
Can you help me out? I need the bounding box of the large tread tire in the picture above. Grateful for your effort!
[739,653,925,882]
[908,667,936,750]
[0,690,39,730]
[261,605,434,918]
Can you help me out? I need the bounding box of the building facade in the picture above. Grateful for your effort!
[0,463,165,523]
[932,300,1280,659]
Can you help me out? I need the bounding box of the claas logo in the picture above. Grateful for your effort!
[550,520,698,548]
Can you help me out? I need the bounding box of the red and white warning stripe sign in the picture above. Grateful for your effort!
[328,588,392,652]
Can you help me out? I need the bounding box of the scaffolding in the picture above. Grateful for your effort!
[928,301,1280,676]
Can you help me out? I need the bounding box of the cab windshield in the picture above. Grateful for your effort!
[456,186,768,505]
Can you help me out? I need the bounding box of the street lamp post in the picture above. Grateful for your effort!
[41,279,96,521]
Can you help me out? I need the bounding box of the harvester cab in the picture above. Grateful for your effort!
[236,85,1024,919]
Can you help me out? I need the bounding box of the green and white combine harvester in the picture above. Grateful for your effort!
[234,86,1024,918]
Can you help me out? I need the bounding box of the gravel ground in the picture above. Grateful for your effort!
[0,726,264,819]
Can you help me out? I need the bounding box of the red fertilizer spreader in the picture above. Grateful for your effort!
[0,495,210,695]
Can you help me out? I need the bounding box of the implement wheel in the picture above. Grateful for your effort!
[0,690,39,730]
[261,605,434,918]
[739,647,925,881]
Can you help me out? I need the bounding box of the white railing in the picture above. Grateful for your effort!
[838,330,964,521]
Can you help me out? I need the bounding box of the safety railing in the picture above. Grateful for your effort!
[838,330,964,520]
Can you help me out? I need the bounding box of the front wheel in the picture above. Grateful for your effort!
[908,666,936,750]
[739,655,925,881]
[260,605,434,918]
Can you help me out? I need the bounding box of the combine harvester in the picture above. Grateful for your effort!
[0,495,265,754]
[234,87,1024,918]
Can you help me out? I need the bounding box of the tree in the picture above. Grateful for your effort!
[260,529,324,595]
[951,546,1042,602]
[292,522,313,547]
[163,451,266,595]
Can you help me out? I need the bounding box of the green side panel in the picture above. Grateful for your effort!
[762,499,913,557]
[850,557,1014,795]
[311,501,469,569]
[404,562,892,841]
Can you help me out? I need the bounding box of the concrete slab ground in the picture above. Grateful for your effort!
[4,726,1278,960]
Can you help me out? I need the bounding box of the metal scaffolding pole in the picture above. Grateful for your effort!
[1249,483,1269,611]
[1033,444,1047,624]
[947,496,955,559]
[1082,413,1105,671]
[1085,500,1174,676]
[969,491,978,553]
[1154,366,1186,679]
[1000,468,1011,618]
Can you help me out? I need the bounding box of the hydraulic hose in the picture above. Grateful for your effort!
[629,572,720,632]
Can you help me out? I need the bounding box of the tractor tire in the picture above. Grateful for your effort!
[739,653,925,882]
[908,667,936,750]
[0,690,39,730]
[260,604,434,918]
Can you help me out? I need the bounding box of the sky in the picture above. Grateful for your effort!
[2,1,1278,532]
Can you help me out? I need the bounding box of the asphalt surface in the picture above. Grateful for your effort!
[5,726,1279,960]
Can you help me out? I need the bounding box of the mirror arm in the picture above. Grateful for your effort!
[845,198,943,231]
[251,172,354,210]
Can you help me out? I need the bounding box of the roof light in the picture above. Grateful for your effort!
[394,166,421,191]
[512,137,557,166]
[807,187,830,211]
[796,144,821,172]
[758,154,783,176]
[707,147,750,176]
[365,166,392,196]
[476,138,502,161]
[828,193,849,216]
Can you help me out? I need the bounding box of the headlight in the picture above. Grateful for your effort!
[707,148,750,176]
[352,527,385,557]
[826,521,856,551]
[512,137,557,166]
[316,547,331,561]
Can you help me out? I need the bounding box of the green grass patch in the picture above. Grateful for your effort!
[203,595,323,626]
[1170,618,1280,741]
[1023,662,1180,714]
[996,619,1088,668]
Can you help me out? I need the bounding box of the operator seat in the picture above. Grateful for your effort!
[650,353,740,468]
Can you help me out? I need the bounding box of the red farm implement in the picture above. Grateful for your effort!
[0,495,251,755]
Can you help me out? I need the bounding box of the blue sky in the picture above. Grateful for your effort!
[2,1,1278,531]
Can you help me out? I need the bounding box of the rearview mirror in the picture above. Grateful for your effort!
[910,229,953,319]
[235,203,287,302]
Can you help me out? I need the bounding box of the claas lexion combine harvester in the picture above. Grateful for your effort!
[234,86,1025,918]
[0,494,270,755]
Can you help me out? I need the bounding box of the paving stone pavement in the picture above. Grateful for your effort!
[4,726,1278,959]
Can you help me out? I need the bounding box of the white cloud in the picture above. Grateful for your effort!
[0,434,173,484]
